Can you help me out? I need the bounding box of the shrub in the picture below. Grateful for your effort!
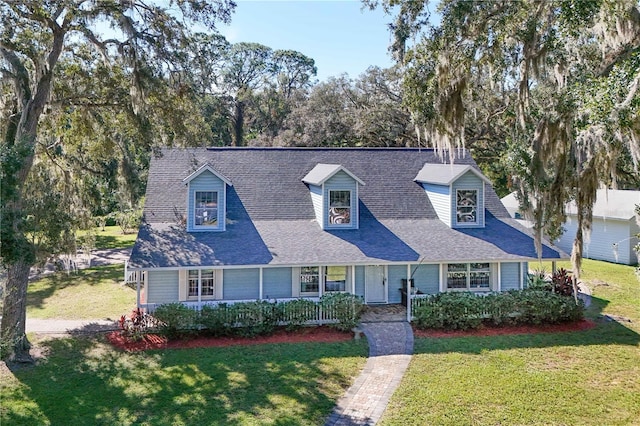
[527,270,552,291]
[229,301,281,337]
[152,303,198,339]
[514,290,584,324]
[321,293,364,332]
[118,308,159,341]
[280,299,318,331]
[413,292,483,330]
[551,268,578,296]
[199,304,233,337]
[413,290,584,330]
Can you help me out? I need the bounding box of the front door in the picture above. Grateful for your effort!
[365,265,386,303]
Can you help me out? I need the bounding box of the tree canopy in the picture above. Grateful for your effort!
[367,0,640,274]
[0,0,235,362]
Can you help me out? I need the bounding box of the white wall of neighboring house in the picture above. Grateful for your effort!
[501,189,640,266]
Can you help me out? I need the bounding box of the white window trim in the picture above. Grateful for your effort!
[193,190,220,230]
[292,266,352,297]
[441,263,495,292]
[327,189,354,228]
[179,269,222,301]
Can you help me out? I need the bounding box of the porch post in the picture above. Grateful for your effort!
[406,264,411,322]
[136,270,141,309]
[259,267,264,299]
[198,270,202,309]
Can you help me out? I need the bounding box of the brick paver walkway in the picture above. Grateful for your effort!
[325,321,414,426]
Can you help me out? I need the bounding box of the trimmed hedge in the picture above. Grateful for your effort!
[413,289,584,331]
[148,294,364,340]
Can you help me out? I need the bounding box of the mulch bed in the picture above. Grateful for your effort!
[413,319,596,338]
[106,325,353,352]
[107,320,597,352]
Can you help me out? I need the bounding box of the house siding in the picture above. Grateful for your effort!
[500,262,521,291]
[629,220,640,265]
[412,264,440,295]
[354,266,365,297]
[263,267,292,299]
[451,171,485,228]
[387,265,406,303]
[308,184,323,226]
[324,170,359,229]
[223,268,260,300]
[423,183,451,227]
[557,216,637,265]
[187,171,226,232]
[147,270,179,304]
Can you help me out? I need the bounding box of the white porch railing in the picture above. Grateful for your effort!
[139,296,351,326]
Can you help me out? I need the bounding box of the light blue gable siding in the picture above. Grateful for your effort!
[187,171,226,232]
[452,171,485,228]
[387,265,406,303]
[223,269,260,300]
[423,183,451,227]
[500,263,522,291]
[324,170,359,230]
[263,267,293,299]
[308,184,323,225]
[412,264,440,295]
[354,266,365,297]
[147,270,179,304]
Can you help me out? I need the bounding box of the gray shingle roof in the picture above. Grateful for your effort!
[129,147,563,269]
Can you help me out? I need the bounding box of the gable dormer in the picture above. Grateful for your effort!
[414,164,491,228]
[302,164,364,230]
[183,163,232,232]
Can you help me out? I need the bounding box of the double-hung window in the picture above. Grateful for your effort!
[446,263,491,291]
[187,269,216,298]
[329,190,351,225]
[300,266,320,295]
[325,266,347,292]
[195,191,218,227]
[456,189,477,224]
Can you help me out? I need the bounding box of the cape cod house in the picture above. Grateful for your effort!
[126,148,564,314]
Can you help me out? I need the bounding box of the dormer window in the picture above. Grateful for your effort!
[183,163,232,232]
[456,189,477,224]
[329,190,352,225]
[195,191,218,227]
[302,163,364,230]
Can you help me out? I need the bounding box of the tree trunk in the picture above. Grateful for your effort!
[233,99,245,147]
[1,258,33,363]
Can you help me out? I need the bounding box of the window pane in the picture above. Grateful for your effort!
[325,266,346,292]
[188,270,198,296]
[447,272,468,289]
[195,191,218,226]
[300,266,319,293]
[470,271,490,288]
[329,191,351,224]
[457,189,477,223]
[201,269,215,296]
[448,263,468,272]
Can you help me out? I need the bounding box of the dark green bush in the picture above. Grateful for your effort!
[152,303,198,339]
[413,292,483,330]
[199,304,233,336]
[321,293,364,332]
[280,299,318,331]
[229,301,281,337]
[413,290,584,330]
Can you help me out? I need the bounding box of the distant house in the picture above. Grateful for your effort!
[126,148,564,313]
[502,189,640,265]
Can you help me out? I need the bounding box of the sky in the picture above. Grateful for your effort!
[219,0,397,82]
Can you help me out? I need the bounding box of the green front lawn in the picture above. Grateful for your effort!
[1,337,367,425]
[380,259,640,425]
[27,264,136,320]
